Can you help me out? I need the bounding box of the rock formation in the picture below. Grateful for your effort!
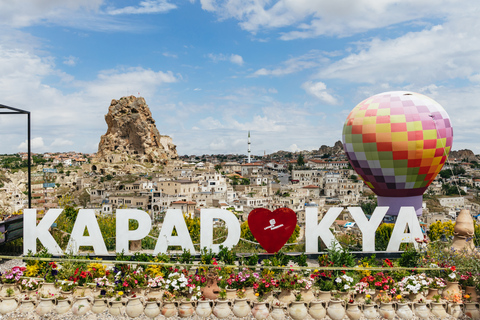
[95,96,178,164]
[449,149,477,161]
[318,140,344,156]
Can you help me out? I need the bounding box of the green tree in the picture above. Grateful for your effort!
[375,223,394,251]
[78,190,90,208]
[296,153,305,167]
[214,164,222,172]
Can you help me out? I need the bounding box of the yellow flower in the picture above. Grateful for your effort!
[366,294,371,299]
[255,293,259,296]
[396,295,402,300]
[117,291,124,296]
[314,269,318,273]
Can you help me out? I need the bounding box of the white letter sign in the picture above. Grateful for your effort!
[116,209,152,254]
[200,208,240,253]
[154,209,195,254]
[24,209,63,255]
[386,207,424,252]
[305,207,341,252]
[66,209,108,255]
[348,206,388,252]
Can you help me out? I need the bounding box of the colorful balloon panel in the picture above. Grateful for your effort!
[342,91,453,197]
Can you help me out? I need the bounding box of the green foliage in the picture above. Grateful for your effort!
[360,201,377,216]
[217,245,236,265]
[295,253,308,267]
[296,153,305,167]
[178,249,194,264]
[398,245,422,268]
[325,242,356,268]
[375,223,394,251]
[200,247,215,264]
[427,220,454,241]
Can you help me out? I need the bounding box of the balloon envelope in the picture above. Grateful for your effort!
[342,91,453,214]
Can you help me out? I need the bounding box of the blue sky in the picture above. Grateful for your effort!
[1,0,480,156]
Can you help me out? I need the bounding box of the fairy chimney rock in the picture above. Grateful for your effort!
[96,96,178,164]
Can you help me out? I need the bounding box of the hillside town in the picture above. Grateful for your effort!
[1,96,479,241]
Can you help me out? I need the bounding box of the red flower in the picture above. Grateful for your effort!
[450,266,456,272]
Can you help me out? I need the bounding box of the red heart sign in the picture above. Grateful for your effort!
[248,207,297,253]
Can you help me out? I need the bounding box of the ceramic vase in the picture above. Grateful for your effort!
[92,297,108,314]
[108,300,125,316]
[125,296,144,318]
[425,288,439,300]
[213,300,232,319]
[300,288,315,303]
[0,296,17,315]
[270,305,286,320]
[378,302,396,320]
[39,282,57,296]
[447,302,463,318]
[232,298,251,318]
[55,298,72,314]
[245,287,257,301]
[161,301,177,318]
[278,289,296,304]
[362,304,378,319]
[36,297,55,316]
[72,296,91,316]
[195,299,213,318]
[308,300,326,320]
[464,302,480,320]
[430,302,448,319]
[0,284,19,297]
[288,301,308,320]
[317,290,331,301]
[178,300,196,318]
[144,300,161,319]
[146,287,164,300]
[346,302,362,320]
[19,298,36,313]
[354,292,366,304]
[396,302,414,320]
[408,292,425,302]
[326,300,345,320]
[466,286,479,302]
[251,301,270,320]
[443,281,461,299]
[226,289,237,300]
[413,302,431,319]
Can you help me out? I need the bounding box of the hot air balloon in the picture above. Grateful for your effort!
[342,91,453,216]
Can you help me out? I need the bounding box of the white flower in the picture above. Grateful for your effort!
[449,273,456,279]
[344,284,350,290]
[335,278,342,283]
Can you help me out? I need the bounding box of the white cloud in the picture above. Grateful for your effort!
[207,53,244,65]
[199,0,463,40]
[51,138,74,147]
[251,50,327,76]
[230,54,244,65]
[289,144,300,152]
[301,81,338,105]
[163,52,178,58]
[317,15,480,85]
[107,0,177,15]
[18,137,45,152]
[63,55,78,66]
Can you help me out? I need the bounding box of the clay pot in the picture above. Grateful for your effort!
[55,298,72,314]
[378,302,396,320]
[454,209,474,236]
[317,290,331,301]
[354,292,366,304]
[144,300,161,319]
[278,289,296,304]
[146,287,164,300]
[443,281,462,299]
[466,286,479,302]
[326,300,346,320]
[308,300,327,320]
[244,287,257,301]
[0,284,19,297]
[425,288,439,300]
[396,302,414,320]
[300,288,315,303]
[0,296,18,315]
[178,300,196,318]
[447,302,463,318]
[19,298,36,313]
[36,297,55,316]
[413,302,431,319]
[91,297,108,314]
[464,302,480,320]
[39,282,57,296]
[362,304,378,319]
[72,296,91,316]
[213,299,232,319]
[288,301,308,320]
[126,296,144,318]
[408,292,425,302]
[232,298,251,318]
[201,272,220,300]
[108,300,125,316]
[226,289,236,300]
[195,299,213,318]
[346,302,362,320]
[251,301,270,320]
[161,301,177,318]
[431,302,448,319]
[270,305,286,320]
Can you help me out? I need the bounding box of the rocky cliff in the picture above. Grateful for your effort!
[318,140,344,156]
[95,96,178,164]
